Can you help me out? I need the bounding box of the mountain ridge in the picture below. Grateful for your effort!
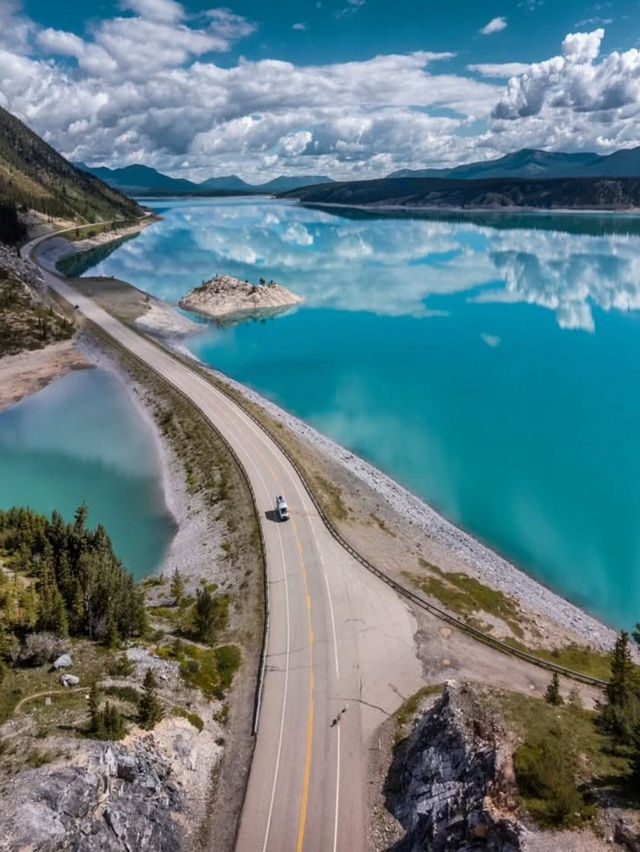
[75,163,334,196]
[389,147,640,181]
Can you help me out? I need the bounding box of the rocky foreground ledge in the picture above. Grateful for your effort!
[179,274,303,323]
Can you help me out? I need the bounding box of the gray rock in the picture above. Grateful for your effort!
[0,741,184,851]
[117,754,137,782]
[53,654,72,669]
[386,682,523,851]
[61,673,80,687]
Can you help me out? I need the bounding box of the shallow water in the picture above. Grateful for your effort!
[84,197,640,627]
[0,368,175,579]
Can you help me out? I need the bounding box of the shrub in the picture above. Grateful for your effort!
[173,706,204,731]
[104,685,141,705]
[514,731,589,827]
[139,669,164,730]
[107,654,134,677]
[18,632,66,667]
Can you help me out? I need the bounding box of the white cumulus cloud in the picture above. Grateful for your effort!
[479,17,507,35]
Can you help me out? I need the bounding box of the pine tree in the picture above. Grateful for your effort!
[170,568,185,607]
[545,672,563,706]
[193,587,218,644]
[601,630,639,743]
[37,564,68,636]
[139,669,163,730]
[631,717,640,785]
[607,631,634,709]
[102,702,125,740]
[88,682,102,737]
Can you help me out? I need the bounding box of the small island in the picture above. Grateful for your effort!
[179,274,303,324]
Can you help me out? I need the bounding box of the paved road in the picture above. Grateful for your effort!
[24,232,423,852]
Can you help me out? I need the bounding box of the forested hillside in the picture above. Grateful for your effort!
[284,175,640,210]
[0,106,142,224]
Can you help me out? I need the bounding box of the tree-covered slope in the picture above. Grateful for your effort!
[0,106,142,223]
[283,175,640,210]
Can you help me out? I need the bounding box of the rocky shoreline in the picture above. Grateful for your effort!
[190,361,618,651]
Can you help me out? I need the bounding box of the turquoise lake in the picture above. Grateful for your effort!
[84,197,640,628]
[0,368,175,578]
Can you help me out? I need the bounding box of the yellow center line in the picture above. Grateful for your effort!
[293,517,314,852]
[232,428,316,852]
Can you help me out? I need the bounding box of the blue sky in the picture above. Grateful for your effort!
[2,0,638,179]
[22,0,631,68]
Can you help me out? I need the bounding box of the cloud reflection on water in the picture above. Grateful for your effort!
[88,199,640,331]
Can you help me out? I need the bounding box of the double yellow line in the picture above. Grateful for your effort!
[239,427,316,852]
[293,517,315,852]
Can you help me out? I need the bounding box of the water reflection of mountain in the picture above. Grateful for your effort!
[309,204,640,239]
[57,231,141,278]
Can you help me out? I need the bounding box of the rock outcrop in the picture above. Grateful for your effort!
[385,682,523,851]
[179,274,302,323]
[0,738,183,851]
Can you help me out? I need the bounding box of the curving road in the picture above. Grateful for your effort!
[23,232,423,852]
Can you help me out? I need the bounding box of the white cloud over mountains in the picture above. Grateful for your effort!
[1,1,640,180]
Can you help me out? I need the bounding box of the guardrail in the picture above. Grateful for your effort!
[182,360,610,690]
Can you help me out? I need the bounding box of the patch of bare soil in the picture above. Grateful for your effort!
[0,339,91,411]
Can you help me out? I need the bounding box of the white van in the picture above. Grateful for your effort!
[276,495,289,521]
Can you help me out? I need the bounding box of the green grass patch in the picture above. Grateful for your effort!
[503,639,612,681]
[314,475,348,522]
[395,684,443,732]
[27,750,56,768]
[0,687,23,725]
[103,685,141,705]
[405,568,523,635]
[492,688,631,826]
[173,706,204,731]
[148,606,181,625]
[156,640,241,699]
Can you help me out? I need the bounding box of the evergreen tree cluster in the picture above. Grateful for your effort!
[88,682,125,740]
[601,630,640,746]
[0,105,142,224]
[0,201,26,245]
[0,505,147,649]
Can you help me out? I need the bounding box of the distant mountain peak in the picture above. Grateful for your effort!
[388,146,636,181]
[77,164,335,197]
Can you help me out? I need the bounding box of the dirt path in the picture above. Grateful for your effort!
[14,685,87,713]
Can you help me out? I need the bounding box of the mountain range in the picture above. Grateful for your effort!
[74,146,640,201]
[0,107,141,224]
[74,163,334,196]
[389,147,640,181]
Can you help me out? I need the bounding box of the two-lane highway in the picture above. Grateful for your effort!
[24,231,423,851]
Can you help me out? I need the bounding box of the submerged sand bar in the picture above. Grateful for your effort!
[179,273,303,322]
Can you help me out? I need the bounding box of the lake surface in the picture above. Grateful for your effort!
[0,368,174,579]
[84,197,640,628]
